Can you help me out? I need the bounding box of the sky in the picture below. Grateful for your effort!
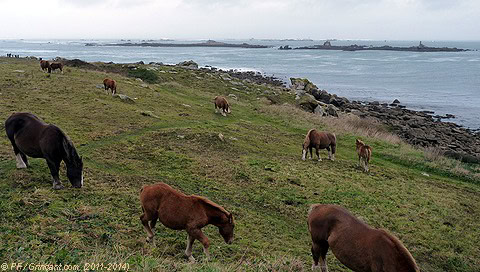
[0,0,478,40]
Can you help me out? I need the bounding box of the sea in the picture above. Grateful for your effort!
[2,39,480,129]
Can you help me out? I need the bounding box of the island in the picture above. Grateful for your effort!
[283,41,468,52]
[85,40,270,49]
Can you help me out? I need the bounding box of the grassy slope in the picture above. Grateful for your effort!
[0,58,479,271]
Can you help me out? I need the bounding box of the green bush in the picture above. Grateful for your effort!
[127,68,158,84]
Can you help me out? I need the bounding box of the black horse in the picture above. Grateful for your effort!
[5,113,83,189]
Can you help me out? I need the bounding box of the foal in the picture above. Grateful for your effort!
[308,204,420,272]
[140,182,234,262]
[214,96,231,117]
[302,129,336,161]
[356,139,372,172]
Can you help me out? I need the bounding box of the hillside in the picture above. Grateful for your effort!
[1,57,479,271]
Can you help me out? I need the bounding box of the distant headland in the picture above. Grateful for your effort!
[281,41,469,52]
[85,40,271,49]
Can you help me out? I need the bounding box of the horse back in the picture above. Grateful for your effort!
[140,183,208,230]
[308,130,336,148]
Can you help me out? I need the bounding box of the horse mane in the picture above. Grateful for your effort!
[60,131,81,165]
[380,229,419,271]
[195,195,230,217]
[308,204,321,216]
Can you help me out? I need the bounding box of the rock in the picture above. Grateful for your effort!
[297,94,319,112]
[370,101,380,106]
[392,99,401,104]
[13,70,25,73]
[135,78,143,82]
[177,60,198,70]
[228,94,238,100]
[95,84,104,89]
[326,104,339,117]
[140,83,149,88]
[182,104,191,108]
[314,105,325,116]
[140,110,159,119]
[218,133,225,142]
[113,94,135,104]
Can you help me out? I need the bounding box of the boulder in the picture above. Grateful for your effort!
[314,105,325,116]
[392,99,401,104]
[113,94,135,104]
[326,104,339,117]
[297,94,319,112]
[177,60,199,70]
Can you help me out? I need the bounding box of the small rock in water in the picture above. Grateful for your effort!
[392,99,401,104]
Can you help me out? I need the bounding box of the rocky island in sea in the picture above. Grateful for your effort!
[282,41,469,52]
[85,40,270,49]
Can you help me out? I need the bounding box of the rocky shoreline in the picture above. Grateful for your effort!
[86,40,270,49]
[289,78,480,163]
[286,41,469,52]
[32,57,479,163]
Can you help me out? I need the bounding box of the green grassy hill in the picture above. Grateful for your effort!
[1,58,479,271]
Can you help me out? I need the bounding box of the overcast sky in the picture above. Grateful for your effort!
[1,0,478,40]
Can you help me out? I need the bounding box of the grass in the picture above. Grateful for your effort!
[0,57,479,271]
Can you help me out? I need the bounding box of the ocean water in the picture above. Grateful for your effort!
[2,39,480,129]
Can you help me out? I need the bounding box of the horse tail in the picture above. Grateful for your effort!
[366,146,372,162]
[331,133,337,154]
[381,230,420,272]
[304,129,314,149]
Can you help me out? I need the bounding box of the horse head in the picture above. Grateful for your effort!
[218,213,235,244]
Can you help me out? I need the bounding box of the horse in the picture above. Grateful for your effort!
[308,204,420,272]
[103,78,117,95]
[214,96,231,117]
[40,60,51,72]
[356,139,372,172]
[5,113,84,189]
[302,129,336,161]
[140,182,234,262]
[49,62,63,73]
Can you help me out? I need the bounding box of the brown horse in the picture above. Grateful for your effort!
[103,78,117,95]
[40,60,51,72]
[308,204,420,272]
[140,182,234,262]
[5,113,83,189]
[302,129,336,161]
[50,62,63,73]
[214,96,231,117]
[356,139,372,172]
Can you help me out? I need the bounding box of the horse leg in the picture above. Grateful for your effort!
[316,148,322,162]
[309,147,313,160]
[188,228,210,260]
[140,212,155,244]
[46,160,63,189]
[221,108,227,117]
[311,240,329,272]
[6,129,28,169]
[185,233,196,262]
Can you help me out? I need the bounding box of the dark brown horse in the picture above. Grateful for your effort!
[103,78,117,95]
[5,113,83,189]
[308,204,420,272]
[140,182,234,262]
[214,96,231,117]
[49,62,63,73]
[356,139,372,172]
[302,129,336,161]
[40,60,51,72]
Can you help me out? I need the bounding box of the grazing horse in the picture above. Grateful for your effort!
[356,139,372,172]
[308,204,420,272]
[302,129,336,161]
[140,182,234,262]
[5,113,84,189]
[40,60,51,72]
[103,78,117,95]
[214,96,231,117]
[49,62,63,73]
